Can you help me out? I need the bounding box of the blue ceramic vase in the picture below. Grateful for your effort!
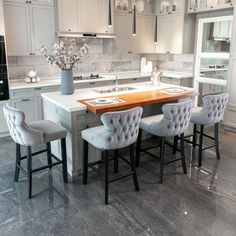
[61,69,74,95]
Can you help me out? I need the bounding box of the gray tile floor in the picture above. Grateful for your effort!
[0,129,236,236]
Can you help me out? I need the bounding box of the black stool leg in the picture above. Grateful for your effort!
[173,136,178,154]
[114,150,119,174]
[193,124,197,148]
[198,125,204,167]
[27,146,32,198]
[14,143,21,182]
[214,123,220,160]
[47,142,52,169]
[180,133,187,174]
[83,140,88,185]
[135,129,142,167]
[160,137,165,184]
[129,144,140,191]
[104,150,109,205]
[61,138,68,183]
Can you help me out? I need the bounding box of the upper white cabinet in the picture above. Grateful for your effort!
[188,0,234,13]
[0,0,5,35]
[114,12,156,54]
[156,0,195,54]
[156,0,185,15]
[3,0,55,56]
[3,0,53,5]
[57,0,114,35]
[57,0,78,32]
[213,20,232,40]
[78,0,99,33]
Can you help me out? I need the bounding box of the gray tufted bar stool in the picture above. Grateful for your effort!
[175,93,229,167]
[136,100,193,183]
[82,107,143,204]
[3,104,68,198]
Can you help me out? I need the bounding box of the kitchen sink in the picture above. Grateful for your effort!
[94,86,137,94]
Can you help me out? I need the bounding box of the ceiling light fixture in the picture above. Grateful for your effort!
[154,15,157,44]
[108,0,112,27]
[132,4,136,36]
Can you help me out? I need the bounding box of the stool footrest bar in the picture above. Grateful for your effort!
[108,171,136,183]
[164,157,184,165]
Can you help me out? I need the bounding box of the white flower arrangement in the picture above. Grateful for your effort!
[40,39,89,70]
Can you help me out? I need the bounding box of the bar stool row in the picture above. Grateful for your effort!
[4,93,229,204]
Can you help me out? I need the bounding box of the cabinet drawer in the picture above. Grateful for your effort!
[161,77,180,85]
[11,85,60,99]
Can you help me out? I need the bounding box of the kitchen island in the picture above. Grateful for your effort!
[42,82,196,176]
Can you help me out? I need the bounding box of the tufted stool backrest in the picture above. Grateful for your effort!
[3,104,44,146]
[155,100,193,137]
[201,93,229,124]
[100,107,143,150]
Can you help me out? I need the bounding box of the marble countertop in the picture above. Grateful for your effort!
[9,70,193,90]
[41,81,188,113]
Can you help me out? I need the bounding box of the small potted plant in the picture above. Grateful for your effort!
[40,39,89,95]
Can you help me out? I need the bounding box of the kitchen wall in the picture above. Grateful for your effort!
[7,38,194,80]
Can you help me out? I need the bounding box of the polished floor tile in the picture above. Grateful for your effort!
[0,128,236,236]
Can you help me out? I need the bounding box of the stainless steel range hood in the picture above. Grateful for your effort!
[57,32,116,39]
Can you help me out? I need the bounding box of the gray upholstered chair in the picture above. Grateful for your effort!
[3,103,68,198]
[136,100,193,183]
[189,93,229,167]
[82,107,143,204]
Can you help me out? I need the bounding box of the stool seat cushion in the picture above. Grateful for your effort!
[190,107,206,125]
[29,120,67,143]
[82,126,106,150]
[140,114,164,136]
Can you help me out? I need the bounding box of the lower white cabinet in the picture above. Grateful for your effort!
[157,12,195,54]
[0,101,9,137]
[11,97,42,122]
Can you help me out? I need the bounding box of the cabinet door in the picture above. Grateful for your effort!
[13,97,42,122]
[0,102,8,135]
[3,2,32,55]
[156,14,172,53]
[0,0,5,35]
[57,0,78,32]
[31,0,53,6]
[99,0,114,34]
[114,13,132,53]
[156,0,172,15]
[30,4,55,54]
[139,15,156,53]
[157,13,184,54]
[78,0,99,33]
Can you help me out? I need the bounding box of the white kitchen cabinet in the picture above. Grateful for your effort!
[3,2,32,55]
[57,0,78,32]
[99,0,114,34]
[156,12,195,54]
[114,12,156,53]
[57,0,114,35]
[0,0,5,35]
[78,0,99,33]
[213,20,232,39]
[4,0,53,5]
[12,97,42,122]
[114,12,132,53]
[156,0,185,15]
[3,0,55,56]
[0,102,8,137]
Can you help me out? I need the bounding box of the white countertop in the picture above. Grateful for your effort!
[9,70,193,90]
[41,82,187,113]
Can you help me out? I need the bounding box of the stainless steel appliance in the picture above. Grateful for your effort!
[0,35,9,100]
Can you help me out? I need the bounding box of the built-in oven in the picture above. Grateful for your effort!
[0,35,9,101]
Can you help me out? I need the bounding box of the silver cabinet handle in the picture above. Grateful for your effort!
[34,87,41,91]
[21,98,30,102]
[89,82,95,85]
